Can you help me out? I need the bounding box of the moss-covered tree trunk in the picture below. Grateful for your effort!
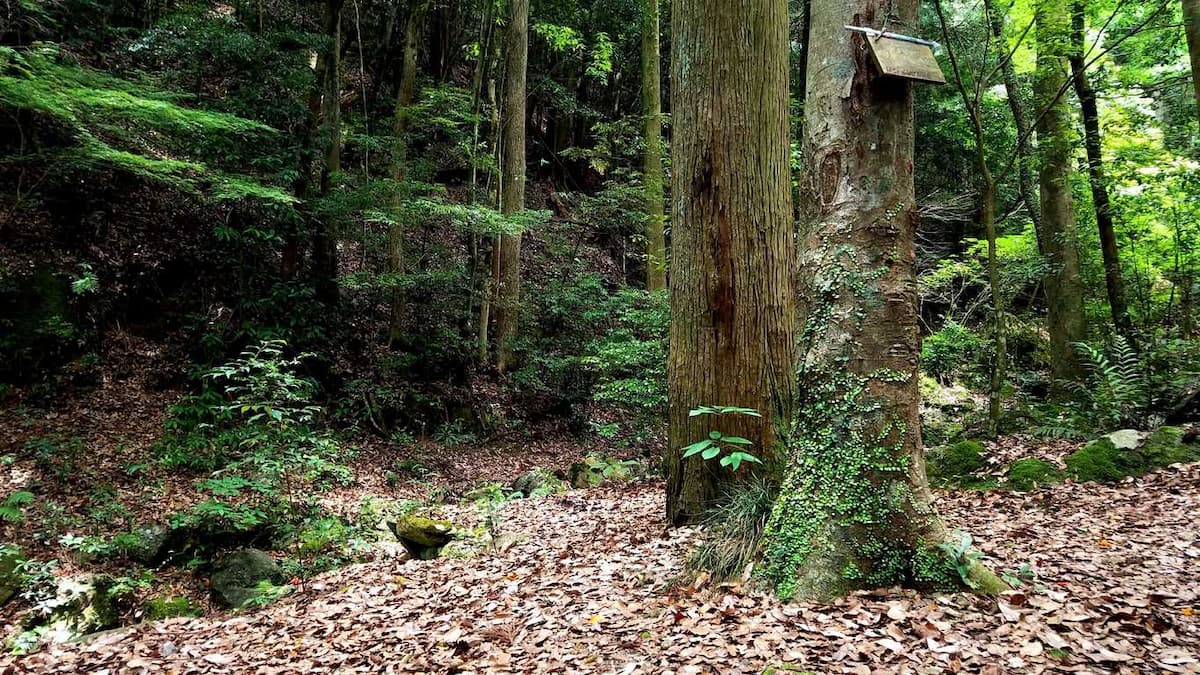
[1036,0,1086,391]
[642,0,666,292]
[1070,0,1133,342]
[665,0,795,524]
[758,0,1005,600]
[387,0,429,345]
[494,0,527,375]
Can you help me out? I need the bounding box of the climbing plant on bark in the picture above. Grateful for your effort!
[758,0,1004,600]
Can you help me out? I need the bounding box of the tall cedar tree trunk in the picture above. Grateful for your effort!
[312,0,345,306]
[759,0,1005,600]
[984,0,1042,246]
[1035,0,1086,391]
[1184,0,1200,123]
[935,0,1006,438]
[468,1,496,361]
[494,0,528,375]
[1070,0,1134,341]
[642,0,666,291]
[666,0,796,523]
[387,0,428,345]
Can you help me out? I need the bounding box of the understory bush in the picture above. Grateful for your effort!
[689,478,776,581]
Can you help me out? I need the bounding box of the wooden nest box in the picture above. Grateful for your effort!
[848,26,947,85]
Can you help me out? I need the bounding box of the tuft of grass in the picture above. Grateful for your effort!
[689,478,776,581]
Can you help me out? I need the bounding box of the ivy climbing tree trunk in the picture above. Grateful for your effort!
[666,0,795,524]
[387,0,429,345]
[1070,0,1134,342]
[312,0,345,306]
[642,0,666,292]
[758,0,1005,600]
[1183,0,1200,124]
[1036,0,1086,392]
[494,0,527,375]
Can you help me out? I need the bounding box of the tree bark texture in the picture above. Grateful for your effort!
[666,0,796,524]
[312,0,345,306]
[759,0,1004,600]
[643,0,667,292]
[494,0,528,375]
[1070,0,1134,341]
[1035,0,1086,391]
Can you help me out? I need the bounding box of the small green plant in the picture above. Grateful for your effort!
[936,532,984,589]
[681,406,764,471]
[689,478,775,581]
[240,580,292,609]
[0,491,35,522]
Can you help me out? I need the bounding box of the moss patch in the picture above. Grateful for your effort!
[1006,459,1064,492]
[1065,438,1145,483]
[144,596,202,621]
[926,440,986,487]
[1141,427,1199,466]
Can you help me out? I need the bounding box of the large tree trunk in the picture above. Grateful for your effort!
[758,0,1004,600]
[984,0,1041,245]
[387,0,428,345]
[1183,0,1200,123]
[1070,0,1134,341]
[665,0,795,524]
[642,0,667,292]
[312,0,345,306]
[494,0,528,375]
[1035,0,1086,391]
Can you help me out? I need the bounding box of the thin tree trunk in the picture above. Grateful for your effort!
[1183,0,1200,123]
[642,0,667,292]
[1070,0,1134,342]
[1036,0,1086,392]
[984,0,1042,247]
[666,0,795,524]
[935,0,1007,438]
[494,0,527,375]
[478,60,502,364]
[387,0,428,345]
[313,0,345,306]
[759,0,1005,600]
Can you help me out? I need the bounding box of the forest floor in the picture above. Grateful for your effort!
[6,455,1200,673]
[3,341,1200,673]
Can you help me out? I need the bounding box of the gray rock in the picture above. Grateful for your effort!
[386,516,456,560]
[27,574,126,644]
[122,524,171,564]
[1104,429,1143,450]
[209,549,284,608]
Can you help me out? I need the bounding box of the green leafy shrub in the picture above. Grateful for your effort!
[568,455,639,487]
[921,321,985,385]
[1005,459,1064,491]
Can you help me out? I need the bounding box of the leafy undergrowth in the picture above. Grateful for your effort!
[8,466,1200,673]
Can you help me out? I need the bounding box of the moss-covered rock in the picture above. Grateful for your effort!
[387,516,456,560]
[0,545,26,607]
[209,549,284,608]
[510,467,567,497]
[1065,438,1145,482]
[1141,426,1200,466]
[1005,459,1064,492]
[23,574,129,644]
[144,596,202,621]
[926,440,986,487]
